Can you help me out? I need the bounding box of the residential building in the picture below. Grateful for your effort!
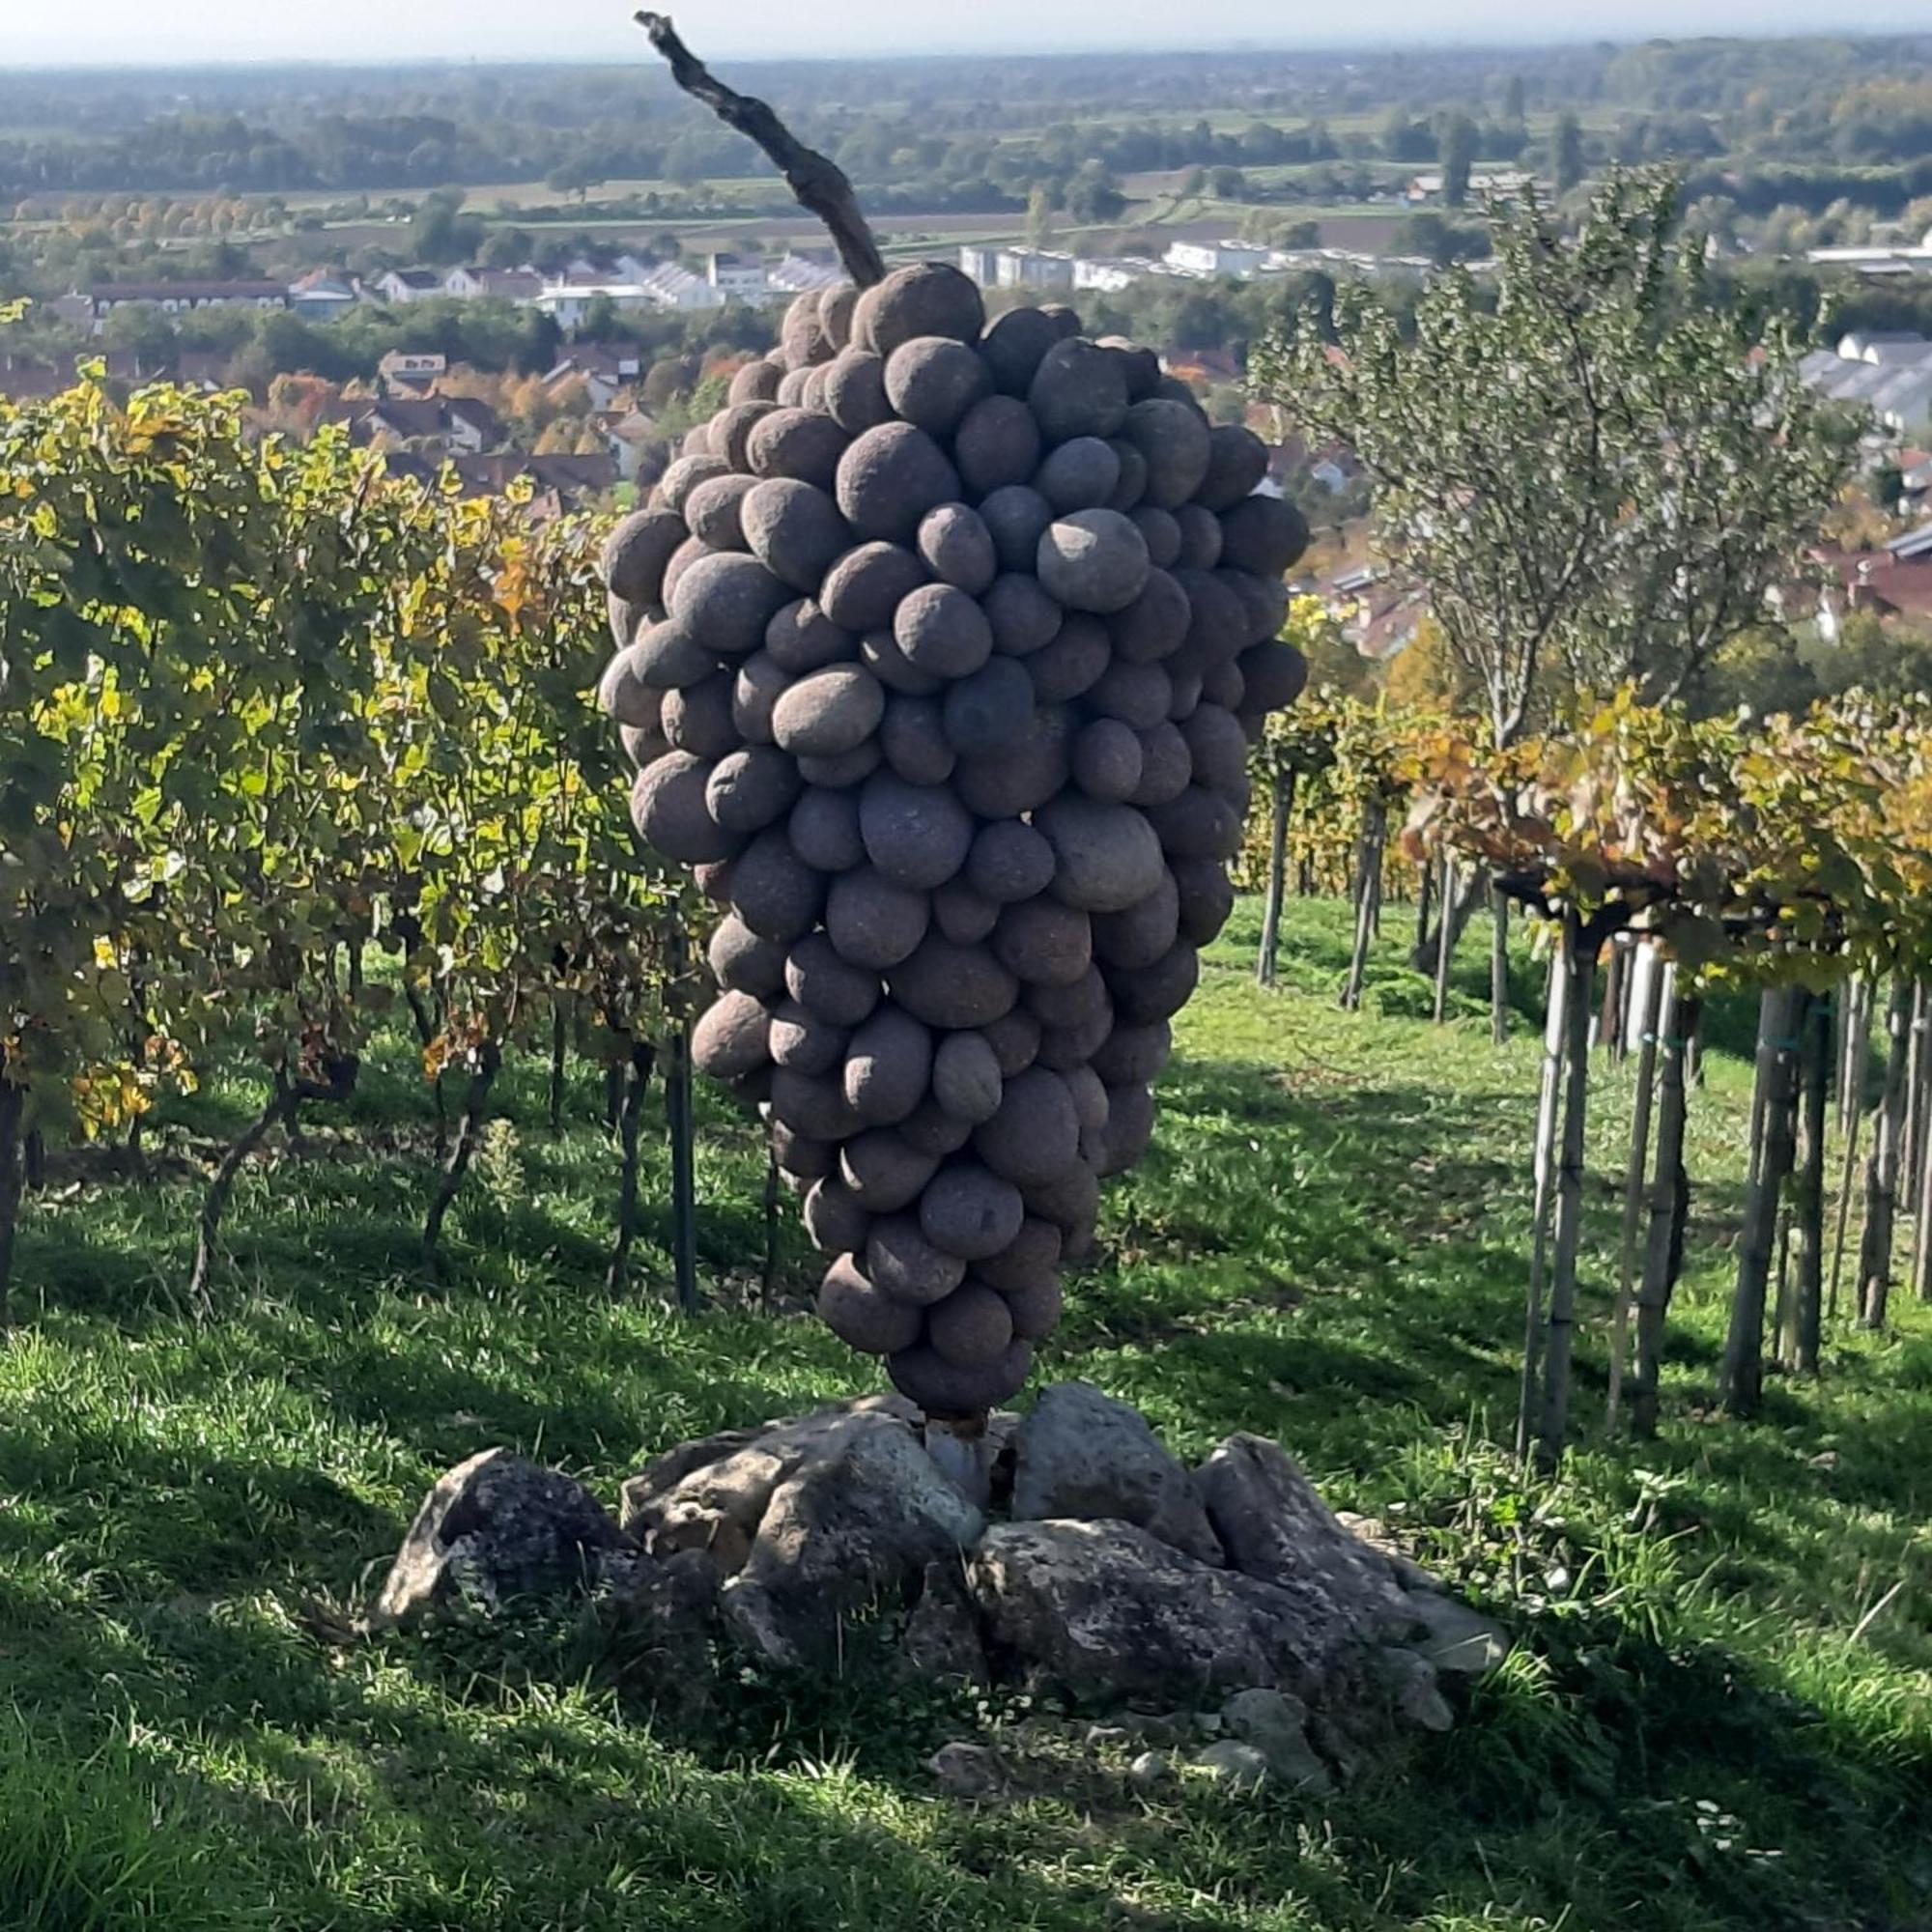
[375,269,445,305]
[338,393,502,456]
[377,350,447,397]
[1163,240,1271,279]
[289,271,362,323]
[441,266,545,303]
[766,252,842,295]
[706,252,769,299]
[533,281,666,327]
[543,345,643,412]
[1406,170,1536,204]
[71,280,291,331]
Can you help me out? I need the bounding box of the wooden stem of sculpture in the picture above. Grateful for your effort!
[634,12,888,289]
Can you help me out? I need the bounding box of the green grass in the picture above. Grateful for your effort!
[3,896,1929,1931]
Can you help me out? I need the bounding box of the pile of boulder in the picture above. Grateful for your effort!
[371,1383,1508,1794]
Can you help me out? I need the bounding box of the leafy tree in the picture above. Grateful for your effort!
[1440,114,1479,208]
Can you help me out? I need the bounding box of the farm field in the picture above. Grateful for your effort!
[4,895,1928,1932]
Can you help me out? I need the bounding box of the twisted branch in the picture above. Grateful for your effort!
[634,12,886,289]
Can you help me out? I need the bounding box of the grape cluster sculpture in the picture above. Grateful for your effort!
[598,262,1310,1415]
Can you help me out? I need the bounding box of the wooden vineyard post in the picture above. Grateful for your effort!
[1606,942,1667,1434]
[1518,943,1570,1462]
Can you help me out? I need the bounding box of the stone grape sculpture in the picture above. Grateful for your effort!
[597,263,1310,1417]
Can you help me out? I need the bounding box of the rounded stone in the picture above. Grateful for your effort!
[730,652,788,745]
[953,707,1072,817]
[1168,567,1249,677]
[798,740,883,789]
[705,746,802,832]
[769,1065,865,1142]
[1098,1081,1157,1177]
[836,422,962,545]
[974,1215,1063,1295]
[816,537,927,634]
[979,304,1064,395]
[1091,871,1181,970]
[1219,566,1290,648]
[787,785,866,870]
[803,1177,870,1256]
[1037,795,1166,912]
[918,1161,1027,1262]
[685,472,758,552]
[770,666,886,757]
[728,357,785,406]
[776,367,812,408]
[887,1339,1033,1415]
[1122,397,1213,510]
[980,573,1065,660]
[927,1281,1015,1370]
[895,582,994,679]
[826,867,931,970]
[631,751,738,864]
[659,452,730,517]
[981,1008,1042,1077]
[661,536,711,610]
[1236,640,1310,715]
[1129,505,1183,570]
[1146,784,1243,861]
[728,828,825,942]
[880,695,956,786]
[764,598,857,674]
[818,283,859,349]
[747,408,850,493]
[966,819,1056,904]
[661,672,736,758]
[1130,722,1194,807]
[1072,718,1145,803]
[842,1005,932,1125]
[768,998,850,1076]
[1105,941,1201,1026]
[941,658,1035,760]
[713,400,781,472]
[606,586,650,653]
[839,1132,940,1214]
[818,1254,923,1356]
[741,477,851,593]
[1037,509,1151,615]
[1029,336,1130,443]
[1201,659,1245,711]
[618,718,669,772]
[858,625,943,697]
[1025,614,1110,703]
[853,262,985,358]
[822,349,895,435]
[1090,1017,1173,1087]
[933,879,1000,945]
[860,773,974,890]
[1218,493,1310,579]
[1170,853,1237,947]
[598,647,664,730]
[1105,439,1150,513]
[1196,423,1271,511]
[931,1031,1004,1124]
[995,1271,1063,1343]
[776,1125,838,1185]
[709,913,788,997]
[785,931,882,1026]
[901,1100,975,1156]
[993,899,1093,988]
[678,423,715,459]
[670,551,795,658]
[1020,1158,1100,1236]
[1180,702,1250,795]
[889,935,1019,1030]
[973,1066,1082,1188]
[954,395,1042,497]
[978,485,1054,574]
[917,503,998,595]
[691,990,771,1082]
[600,507,687,606]
[884,335,992,436]
[867,1214,968,1306]
[1098,334,1162,399]
[1108,568,1192,665]
[630,613,723,691]
[1036,436,1121,514]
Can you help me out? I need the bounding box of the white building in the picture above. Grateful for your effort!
[441,266,544,302]
[958,245,1001,285]
[992,248,1075,291]
[375,269,444,305]
[1163,240,1271,279]
[706,252,769,299]
[1805,229,1932,280]
[1407,170,1536,204]
[1799,333,1932,440]
[1073,257,1151,293]
[766,253,843,295]
[533,282,664,327]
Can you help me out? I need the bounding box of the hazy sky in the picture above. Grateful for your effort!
[13,0,1931,65]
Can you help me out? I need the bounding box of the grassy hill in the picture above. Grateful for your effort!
[2,897,1927,1931]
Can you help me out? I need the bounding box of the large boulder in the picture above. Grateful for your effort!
[1009,1381,1223,1565]
[369,1449,631,1628]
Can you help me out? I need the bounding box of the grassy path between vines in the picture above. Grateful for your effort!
[2,897,1928,1932]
